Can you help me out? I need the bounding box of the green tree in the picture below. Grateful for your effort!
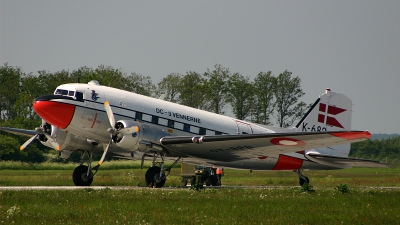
[125,72,156,97]
[251,71,276,125]
[0,63,23,121]
[203,64,230,114]
[156,73,182,102]
[273,70,307,128]
[36,70,75,95]
[0,134,19,159]
[71,65,126,88]
[178,71,207,109]
[350,137,400,166]
[226,73,254,120]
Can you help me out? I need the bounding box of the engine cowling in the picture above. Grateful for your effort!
[114,120,172,152]
[38,123,96,157]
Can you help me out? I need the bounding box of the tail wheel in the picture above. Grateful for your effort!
[299,176,310,186]
[145,166,166,188]
[72,165,93,186]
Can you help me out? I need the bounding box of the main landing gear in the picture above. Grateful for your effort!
[294,169,310,186]
[71,147,181,187]
[72,149,100,186]
[144,152,181,188]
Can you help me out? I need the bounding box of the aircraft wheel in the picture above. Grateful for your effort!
[145,166,165,188]
[72,165,93,186]
[299,176,310,186]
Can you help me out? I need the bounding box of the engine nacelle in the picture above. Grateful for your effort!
[114,120,172,152]
[39,123,68,148]
[39,123,98,158]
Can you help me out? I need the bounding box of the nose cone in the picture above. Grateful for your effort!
[33,101,75,129]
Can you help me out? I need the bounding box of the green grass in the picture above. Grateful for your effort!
[1,188,400,224]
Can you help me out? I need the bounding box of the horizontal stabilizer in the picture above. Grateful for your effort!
[305,153,389,168]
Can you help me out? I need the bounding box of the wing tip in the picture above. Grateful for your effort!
[331,131,371,140]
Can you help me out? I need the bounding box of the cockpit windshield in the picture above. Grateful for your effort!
[54,89,83,101]
[55,89,70,96]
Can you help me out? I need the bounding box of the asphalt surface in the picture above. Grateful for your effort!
[1,186,399,190]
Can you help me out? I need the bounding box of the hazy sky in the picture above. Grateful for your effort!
[1,1,399,134]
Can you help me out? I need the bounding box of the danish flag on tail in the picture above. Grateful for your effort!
[318,103,347,129]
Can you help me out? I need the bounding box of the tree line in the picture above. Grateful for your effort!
[350,136,400,167]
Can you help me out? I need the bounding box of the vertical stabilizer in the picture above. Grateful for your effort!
[295,89,352,157]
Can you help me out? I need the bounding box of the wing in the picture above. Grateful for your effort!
[160,131,371,162]
[0,126,37,137]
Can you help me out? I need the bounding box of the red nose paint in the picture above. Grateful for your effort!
[33,101,75,129]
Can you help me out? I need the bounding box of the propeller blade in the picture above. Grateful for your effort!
[104,101,115,128]
[43,132,60,151]
[119,126,140,135]
[98,140,112,166]
[20,134,39,151]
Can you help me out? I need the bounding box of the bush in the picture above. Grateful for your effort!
[336,184,350,194]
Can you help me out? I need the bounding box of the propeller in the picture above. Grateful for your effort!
[20,120,60,151]
[99,101,139,166]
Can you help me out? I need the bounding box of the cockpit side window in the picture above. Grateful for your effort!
[68,90,75,96]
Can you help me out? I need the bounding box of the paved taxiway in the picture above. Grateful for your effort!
[0,186,289,190]
[1,186,399,190]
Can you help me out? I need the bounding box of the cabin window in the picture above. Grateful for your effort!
[167,120,174,128]
[152,116,159,124]
[183,124,190,132]
[136,112,142,120]
[68,91,75,96]
[199,128,206,135]
[215,131,222,135]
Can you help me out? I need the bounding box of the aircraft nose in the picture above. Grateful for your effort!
[33,101,75,129]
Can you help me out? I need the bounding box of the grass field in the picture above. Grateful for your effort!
[1,161,400,224]
[1,188,400,224]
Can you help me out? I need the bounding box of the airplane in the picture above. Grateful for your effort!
[0,80,388,187]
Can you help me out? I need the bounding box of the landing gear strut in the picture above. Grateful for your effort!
[144,152,181,188]
[294,169,309,186]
